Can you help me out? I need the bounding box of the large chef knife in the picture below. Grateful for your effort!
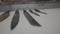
[11,10,19,30]
[0,10,10,22]
[23,9,41,27]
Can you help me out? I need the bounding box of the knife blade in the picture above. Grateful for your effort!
[34,9,47,14]
[29,9,40,16]
[11,10,19,30]
[0,10,10,22]
[23,9,41,27]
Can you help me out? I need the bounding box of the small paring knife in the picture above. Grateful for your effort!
[29,9,40,16]
[34,9,47,14]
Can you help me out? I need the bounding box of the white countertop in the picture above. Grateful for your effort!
[0,8,60,34]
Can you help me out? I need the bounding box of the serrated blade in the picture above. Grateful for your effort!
[23,9,41,27]
[11,10,19,30]
[0,10,10,22]
[29,9,40,16]
[34,9,47,14]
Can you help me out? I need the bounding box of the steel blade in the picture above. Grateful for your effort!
[23,9,41,27]
[0,10,10,22]
[29,9,40,16]
[34,9,47,14]
[11,10,19,30]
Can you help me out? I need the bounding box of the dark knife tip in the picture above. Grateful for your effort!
[11,26,15,30]
[35,24,42,27]
[11,27,14,30]
[32,24,41,27]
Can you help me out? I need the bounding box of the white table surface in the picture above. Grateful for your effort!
[0,8,60,34]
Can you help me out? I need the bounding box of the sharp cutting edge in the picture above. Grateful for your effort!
[11,10,19,30]
[34,9,47,14]
[23,9,41,27]
[29,9,40,16]
[0,10,10,22]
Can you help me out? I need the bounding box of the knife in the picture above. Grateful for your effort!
[23,9,41,27]
[11,10,19,30]
[29,9,40,16]
[0,10,10,22]
[34,9,47,14]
